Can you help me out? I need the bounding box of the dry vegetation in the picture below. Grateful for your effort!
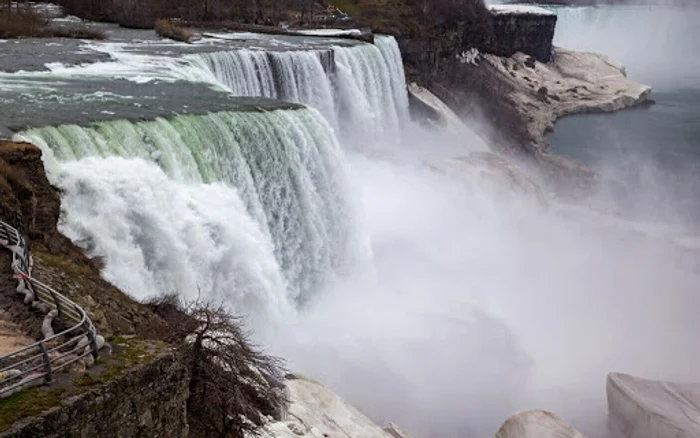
[53,0,489,32]
[0,5,106,39]
[147,295,287,437]
[154,18,194,42]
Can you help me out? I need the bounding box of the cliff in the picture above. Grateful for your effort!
[486,5,557,62]
[0,142,182,434]
[0,353,189,438]
[397,4,650,199]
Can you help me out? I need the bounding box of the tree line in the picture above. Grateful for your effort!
[52,0,320,28]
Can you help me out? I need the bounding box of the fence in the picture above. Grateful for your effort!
[0,220,100,399]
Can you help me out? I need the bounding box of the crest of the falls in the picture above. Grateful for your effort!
[186,36,409,143]
[17,107,364,315]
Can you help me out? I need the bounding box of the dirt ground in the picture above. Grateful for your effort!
[0,313,34,356]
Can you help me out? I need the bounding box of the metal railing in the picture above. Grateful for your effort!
[0,221,99,399]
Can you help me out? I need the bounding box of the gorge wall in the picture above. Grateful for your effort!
[0,354,189,438]
[487,6,557,62]
[399,5,557,148]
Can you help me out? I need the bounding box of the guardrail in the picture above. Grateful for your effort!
[0,220,101,399]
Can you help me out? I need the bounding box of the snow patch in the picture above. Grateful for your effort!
[488,5,555,17]
[297,29,363,37]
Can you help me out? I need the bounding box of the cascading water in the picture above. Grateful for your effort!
[185,36,409,142]
[552,5,700,89]
[187,50,337,127]
[8,20,700,438]
[17,107,364,320]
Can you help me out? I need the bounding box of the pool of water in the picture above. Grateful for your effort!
[547,4,700,226]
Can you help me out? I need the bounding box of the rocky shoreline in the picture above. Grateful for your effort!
[480,46,653,152]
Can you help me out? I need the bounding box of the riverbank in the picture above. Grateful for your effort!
[481,46,653,151]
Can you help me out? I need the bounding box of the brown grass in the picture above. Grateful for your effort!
[0,159,32,198]
[154,19,194,43]
[0,7,106,39]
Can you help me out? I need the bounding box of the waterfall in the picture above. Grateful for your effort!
[552,5,700,88]
[187,50,337,127]
[186,36,409,143]
[17,107,363,315]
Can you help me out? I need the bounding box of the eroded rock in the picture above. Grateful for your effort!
[607,372,700,438]
[496,410,586,438]
[258,374,409,438]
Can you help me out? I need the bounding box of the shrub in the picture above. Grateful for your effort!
[145,296,287,437]
[0,6,106,39]
[51,26,107,40]
[154,18,194,42]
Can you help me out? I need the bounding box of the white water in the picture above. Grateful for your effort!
[18,108,366,315]
[187,35,409,143]
[10,29,700,438]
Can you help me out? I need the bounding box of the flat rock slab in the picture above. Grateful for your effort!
[607,372,700,438]
[496,410,586,438]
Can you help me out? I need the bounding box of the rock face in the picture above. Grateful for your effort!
[607,372,700,438]
[257,374,412,438]
[480,47,652,151]
[407,82,491,151]
[0,354,189,438]
[486,5,558,62]
[496,410,586,438]
[0,141,170,337]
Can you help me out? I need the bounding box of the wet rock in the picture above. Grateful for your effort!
[258,374,410,438]
[496,410,586,438]
[607,372,700,438]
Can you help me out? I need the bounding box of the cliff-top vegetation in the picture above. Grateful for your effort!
[0,4,106,39]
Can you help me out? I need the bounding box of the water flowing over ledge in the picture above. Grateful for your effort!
[16,107,364,320]
[186,35,409,142]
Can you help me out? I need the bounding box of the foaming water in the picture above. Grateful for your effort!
[17,108,364,307]
[57,157,293,328]
[268,152,700,438]
[186,35,409,143]
[8,27,700,438]
[6,35,409,142]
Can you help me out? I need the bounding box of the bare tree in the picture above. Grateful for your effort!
[148,296,287,438]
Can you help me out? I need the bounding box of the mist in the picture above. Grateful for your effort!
[17,4,699,437]
[263,4,700,437]
[263,135,700,438]
[552,3,700,90]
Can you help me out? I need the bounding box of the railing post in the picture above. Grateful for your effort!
[38,341,53,384]
[47,286,63,319]
[84,320,99,360]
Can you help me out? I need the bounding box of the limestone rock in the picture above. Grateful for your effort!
[384,423,415,438]
[487,5,558,62]
[257,374,409,438]
[607,372,700,438]
[407,83,491,152]
[481,47,653,150]
[496,410,586,438]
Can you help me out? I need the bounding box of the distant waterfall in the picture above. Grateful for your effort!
[17,107,363,315]
[552,5,700,88]
[187,36,409,142]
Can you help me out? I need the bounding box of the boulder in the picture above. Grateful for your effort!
[496,410,586,438]
[257,373,409,438]
[607,372,700,438]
